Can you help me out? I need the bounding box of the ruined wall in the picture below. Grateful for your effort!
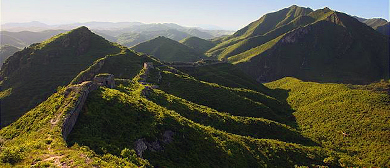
[70,58,106,85]
[62,74,114,140]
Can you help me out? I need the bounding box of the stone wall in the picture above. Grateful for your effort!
[62,74,115,140]
[70,58,105,85]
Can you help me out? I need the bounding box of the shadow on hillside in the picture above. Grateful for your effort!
[149,87,319,147]
[264,87,298,124]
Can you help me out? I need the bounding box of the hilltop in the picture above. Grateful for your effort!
[0,26,121,126]
[180,36,216,53]
[132,36,207,62]
[206,6,389,84]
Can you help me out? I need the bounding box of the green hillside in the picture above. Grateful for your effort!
[0,5,389,168]
[0,26,121,126]
[206,5,313,58]
[175,63,268,92]
[67,81,333,168]
[206,6,389,84]
[0,45,20,68]
[2,58,388,166]
[132,36,207,62]
[236,10,389,84]
[265,77,390,166]
[180,36,216,53]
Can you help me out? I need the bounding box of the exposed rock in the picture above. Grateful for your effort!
[144,62,154,69]
[280,26,311,44]
[162,130,175,144]
[134,139,148,157]
[133,130,175,157]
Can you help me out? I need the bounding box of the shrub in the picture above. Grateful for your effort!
[0,146,25,164]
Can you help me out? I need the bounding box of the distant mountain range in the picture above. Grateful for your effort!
[1,22,234,51]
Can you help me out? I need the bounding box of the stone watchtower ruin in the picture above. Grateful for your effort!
[93,74,115,88]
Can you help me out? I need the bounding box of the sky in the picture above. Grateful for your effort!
[1,0,389,30]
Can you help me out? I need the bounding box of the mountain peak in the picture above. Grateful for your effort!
[323,7,333,12]
[67,26,94,36]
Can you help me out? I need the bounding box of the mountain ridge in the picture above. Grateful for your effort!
[206,6,389,84]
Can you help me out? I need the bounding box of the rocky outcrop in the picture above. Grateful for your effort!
[280,26,312,44]
[134,130,175,158]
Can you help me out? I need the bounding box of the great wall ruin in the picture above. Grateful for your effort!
[61,74,115,140]
[61,59,222,140]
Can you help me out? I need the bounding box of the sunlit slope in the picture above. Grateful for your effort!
[266,77,390,166]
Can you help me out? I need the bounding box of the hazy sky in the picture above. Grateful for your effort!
[1,0,389,30]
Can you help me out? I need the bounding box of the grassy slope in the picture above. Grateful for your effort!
[67,80,335,168]
[157,70,292,124]
[132,36,206,62]
[1,52,388,166]
[179,36,216,53]
[265,77,390,167]
[228,35,284,64]
[220,8,334,62]
[0,27,121,126]
[0,85,144,168]
[0,45,20,68]
[206,5,313,58]
[234,10,389,84]
[175,63,269,92]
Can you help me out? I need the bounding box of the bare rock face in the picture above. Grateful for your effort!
[134,139,148,157]
[280,26,312,44]
[134,130,175,158]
